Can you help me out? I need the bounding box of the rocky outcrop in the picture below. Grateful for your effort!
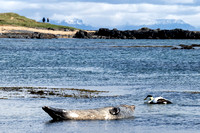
[172,44,200,49]
[73,30,95,39]
[74,28,200,39]
[0,32,58,39]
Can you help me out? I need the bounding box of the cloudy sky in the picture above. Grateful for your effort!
[0,0,200,28]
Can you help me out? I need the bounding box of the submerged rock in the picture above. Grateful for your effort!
[0,87,109,99]
[172,44,200,49]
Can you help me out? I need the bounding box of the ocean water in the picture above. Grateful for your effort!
[0,38,200,133]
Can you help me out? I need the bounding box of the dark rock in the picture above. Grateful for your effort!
[191,44,200,47]
[139,27,150,32]
[73,30,94,39]
[0,32,57,39]
[47,28,55,31]
[171,44,200,50]
[74,27,200,39]
[38,33,57,39]
[171,47,179,50]
[97,28,110,36]
[179,44,194,49]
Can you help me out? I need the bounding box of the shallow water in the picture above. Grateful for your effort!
[0,39,200,133]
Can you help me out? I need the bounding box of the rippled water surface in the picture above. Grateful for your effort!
[0,39,200,133]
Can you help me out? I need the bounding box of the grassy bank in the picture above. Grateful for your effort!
[0,12,77,31]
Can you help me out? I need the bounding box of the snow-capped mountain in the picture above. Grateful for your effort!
[65,18,83,25]
[155,19,186,25]
[50,18,97,30]
[118,19,196,30]
[50,18,196,31]
[150,19,195,30]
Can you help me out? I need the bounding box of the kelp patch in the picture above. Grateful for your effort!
[0,87,109,99]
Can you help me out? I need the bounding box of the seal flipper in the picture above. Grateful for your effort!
[42,106,67,120]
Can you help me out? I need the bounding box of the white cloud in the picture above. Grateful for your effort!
[0,1,40,11]
[183,13,200,27]
[1,0,200,27]
[44,2,200,27]
[166,13,200,28]
[162,0,195,4]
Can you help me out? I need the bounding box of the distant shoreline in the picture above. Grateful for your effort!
[1,25,200,40]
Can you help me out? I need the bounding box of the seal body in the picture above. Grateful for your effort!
[42,105,135,120]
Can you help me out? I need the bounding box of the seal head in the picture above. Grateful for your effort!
[42,106,66,120]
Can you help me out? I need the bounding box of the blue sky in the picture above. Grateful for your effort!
[0,0,200,28]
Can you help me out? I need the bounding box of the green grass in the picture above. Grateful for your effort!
[0,12,78,31]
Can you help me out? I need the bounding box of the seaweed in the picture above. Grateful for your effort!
[0,87,109,99]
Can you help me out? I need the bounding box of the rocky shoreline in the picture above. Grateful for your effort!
[0,32,58,39]
[2,27,200,39]
[74,28,200,39]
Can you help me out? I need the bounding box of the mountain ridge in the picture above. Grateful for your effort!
[51,18,196,31]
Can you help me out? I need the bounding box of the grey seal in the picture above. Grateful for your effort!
[42,105,135,120]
